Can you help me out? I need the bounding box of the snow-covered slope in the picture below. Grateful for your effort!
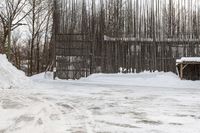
[80,72,200,89]
[1,59,200,133]
[31,72,54,80]
[0,54,30,89]
[31,70,200,89]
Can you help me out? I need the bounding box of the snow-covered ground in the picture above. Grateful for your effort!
[1,54,200,133]
[0,55,30,89]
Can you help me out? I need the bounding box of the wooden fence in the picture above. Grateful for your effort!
[55,34,93,79]
[55,34,200,79]
[95,40,200,74]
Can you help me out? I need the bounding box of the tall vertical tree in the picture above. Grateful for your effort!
[27,0,52,75]
[0,0,31,58]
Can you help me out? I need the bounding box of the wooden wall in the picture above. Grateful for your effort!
[92,40,200,74]
[55,35,200,79]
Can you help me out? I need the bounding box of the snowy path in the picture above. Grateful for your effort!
[1,78,200,133]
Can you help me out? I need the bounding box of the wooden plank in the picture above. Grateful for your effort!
[180,63,183,80]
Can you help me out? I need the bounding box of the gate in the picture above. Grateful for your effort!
[55,34,93,79]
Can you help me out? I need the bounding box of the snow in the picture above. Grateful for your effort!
[80,72,200,89]
[176,57,200,63]
[0,54,30,89]
[31,72,54,80]
[1,54,200,133]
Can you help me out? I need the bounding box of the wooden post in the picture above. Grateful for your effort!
[180,63,183,80]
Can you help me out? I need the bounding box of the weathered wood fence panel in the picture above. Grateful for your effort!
[55,34,92,79]
[55,35,200,79]
[92,40,200,74]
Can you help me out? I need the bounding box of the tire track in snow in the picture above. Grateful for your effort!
[0,90,69,133]
[55,100,95,133]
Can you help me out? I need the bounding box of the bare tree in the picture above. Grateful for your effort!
[0,0,31,59]
[11,31,22,68]
[26,0,52,75]
[0,20,3,53]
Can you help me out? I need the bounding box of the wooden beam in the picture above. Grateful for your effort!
[183,64,189,70]
[180,63,183,80]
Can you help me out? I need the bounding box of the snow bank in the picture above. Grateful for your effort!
[31,69,200,89]
[81,71,200,88]
[0,54,30,89]
[31,72,54,80]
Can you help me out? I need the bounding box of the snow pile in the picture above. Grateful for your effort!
[81,71,200,88]
[31,72,54,80]
[0,54,30,89]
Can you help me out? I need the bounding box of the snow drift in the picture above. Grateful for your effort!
[0,54,30,89]
[31,69,200,89]
[81,71,200,89]
[31,72,54,80]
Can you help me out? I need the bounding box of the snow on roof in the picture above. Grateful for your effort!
[176,57,200,64]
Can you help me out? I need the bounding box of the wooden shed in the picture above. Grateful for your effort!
[176,57,200,80]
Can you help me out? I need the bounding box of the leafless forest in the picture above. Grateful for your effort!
[55,0,200,39]
[1,0,200,76]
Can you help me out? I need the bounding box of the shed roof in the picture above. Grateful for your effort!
[176,57,200,64]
